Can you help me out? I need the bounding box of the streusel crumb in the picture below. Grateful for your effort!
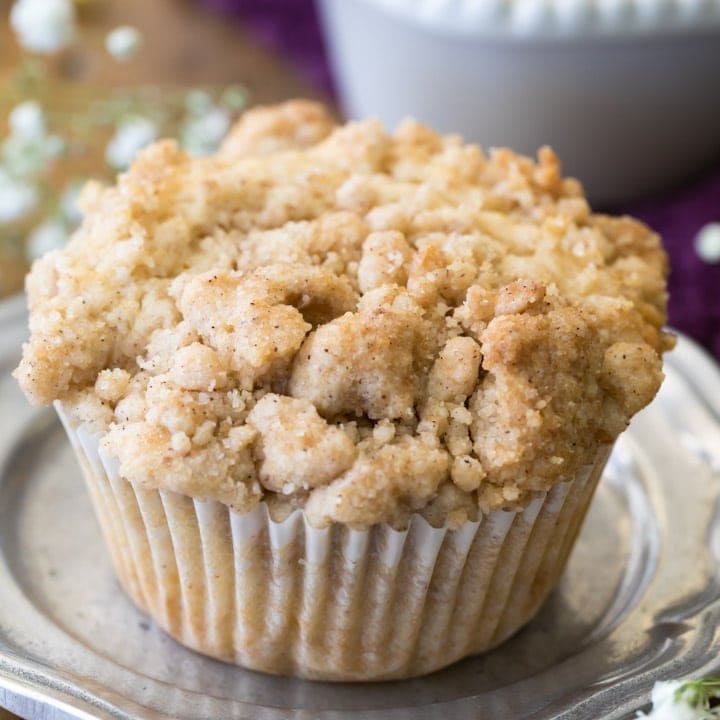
[15,100,672,527]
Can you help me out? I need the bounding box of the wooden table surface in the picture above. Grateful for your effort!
[0,0,327,104]
[0,0,331,297]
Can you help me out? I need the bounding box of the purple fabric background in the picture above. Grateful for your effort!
[203,0,335,96]
[204,0,720,359]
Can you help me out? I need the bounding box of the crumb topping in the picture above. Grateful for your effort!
[15,100,672,527]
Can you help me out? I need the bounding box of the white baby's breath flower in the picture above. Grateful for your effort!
[27,219,68,260]
[105,26,142,61]
[105,118,158,170]
[2,132,65,179]
[60,181,85,225]
[10,0,76,54]
[695,223,720,264]
[8,101,46,139]
[0,168,38,223]
[638,679,720,720]
[184,90,213,115]
[4,102,65,180]
[181,106,231,157]
[221,85,248,111]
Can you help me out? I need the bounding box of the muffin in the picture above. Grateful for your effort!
[14,100,672,681]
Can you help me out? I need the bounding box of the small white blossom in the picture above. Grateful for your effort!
[0,168,38,223]
[27,219,68,260]
[60,181,84,224]
[221,85,248,111]
[695,223,720,265]
[4,103,64,179]
[105,118,158,171]
[8,101,46,139]
[10,0,76,54]
[2,132,65,179]
[184,90,213,115]
[638,680,718,720]
[105,26,142,61]
[181,106,231,157]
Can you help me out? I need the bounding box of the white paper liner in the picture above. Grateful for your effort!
[56,402,610,681]
[355,0,720,38]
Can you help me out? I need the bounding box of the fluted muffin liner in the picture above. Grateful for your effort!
[56,401,610,681]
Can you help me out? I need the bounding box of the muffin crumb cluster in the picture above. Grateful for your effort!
[15,100,671,528]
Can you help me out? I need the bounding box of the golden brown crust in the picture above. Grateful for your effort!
[15,100,671,526]
[219,99,336,158]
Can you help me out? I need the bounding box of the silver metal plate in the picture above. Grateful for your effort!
[1,293,720,720]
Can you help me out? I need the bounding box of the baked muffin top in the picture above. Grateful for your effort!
[15,100,672,528]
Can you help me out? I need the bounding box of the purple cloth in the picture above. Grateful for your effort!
[622,174,720,360]
[203,0,720,359]
[202,0,335,96]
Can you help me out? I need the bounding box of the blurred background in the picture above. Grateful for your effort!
[0,0,718,360]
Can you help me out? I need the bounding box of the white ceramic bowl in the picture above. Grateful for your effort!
[318,0,720,204]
